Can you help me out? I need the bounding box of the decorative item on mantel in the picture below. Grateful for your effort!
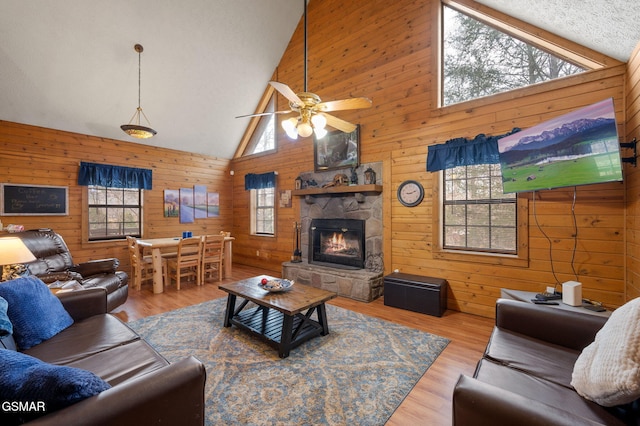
[292,222,302,263]
[364,167,377,185]
[350,167,358,185]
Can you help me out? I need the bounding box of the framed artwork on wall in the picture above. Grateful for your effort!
[313,125,360,172]
[194,185,208,219]
[163,189,180,217]
[179,187,194,223]
[207,192,219,217]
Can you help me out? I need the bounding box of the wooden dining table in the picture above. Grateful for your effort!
[136,236,235,294]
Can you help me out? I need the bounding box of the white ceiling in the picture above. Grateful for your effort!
[1,1,639,159]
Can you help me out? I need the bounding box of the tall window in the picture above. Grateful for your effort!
[443,164,516,253]
[88,185,142,241]
[251,187,275,236]
[442,5,586,106]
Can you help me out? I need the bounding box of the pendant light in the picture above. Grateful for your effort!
[121,44,157,139]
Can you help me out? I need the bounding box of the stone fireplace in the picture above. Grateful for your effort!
[282,162,384,302]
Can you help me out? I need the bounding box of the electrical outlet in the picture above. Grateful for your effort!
[256,250,260,257]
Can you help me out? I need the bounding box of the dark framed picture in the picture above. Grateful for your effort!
[314,125,360,172]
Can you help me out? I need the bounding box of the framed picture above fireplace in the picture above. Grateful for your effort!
[313,125,360,172]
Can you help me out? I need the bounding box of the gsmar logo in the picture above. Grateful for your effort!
[2,401,46,412]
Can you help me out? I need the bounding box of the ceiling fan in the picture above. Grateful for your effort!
[236,0,372,139]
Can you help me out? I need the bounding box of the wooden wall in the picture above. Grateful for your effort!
[626,42,640,301]
[0,121,233,273]
[230,0,631,317]
[1,0,636,318]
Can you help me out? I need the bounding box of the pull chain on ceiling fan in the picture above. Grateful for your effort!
[237,0,372,139]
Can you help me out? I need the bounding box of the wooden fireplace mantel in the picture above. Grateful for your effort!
[292,184,382,203]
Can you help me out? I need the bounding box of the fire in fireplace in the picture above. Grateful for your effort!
[310,219,365,269]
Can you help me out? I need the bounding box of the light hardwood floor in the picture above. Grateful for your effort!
[111,264,494,425]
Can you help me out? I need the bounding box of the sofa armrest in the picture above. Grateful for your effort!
[453,375,607,426]
[28,356,206,426]
[57,287,108,321]
[71,258,119,277]
[495,299,608,350]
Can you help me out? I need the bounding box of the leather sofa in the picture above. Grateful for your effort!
[14,229,128,311]
[452,299,638,425]
[0,287,206,425]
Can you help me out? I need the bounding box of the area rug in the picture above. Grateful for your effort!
[128,298,449,426]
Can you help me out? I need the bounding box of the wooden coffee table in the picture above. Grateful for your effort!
[219,275,337,358]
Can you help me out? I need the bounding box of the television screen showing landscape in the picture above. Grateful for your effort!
[498,98,623,193]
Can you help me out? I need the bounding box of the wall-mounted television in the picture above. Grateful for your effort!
[498,98,623,193]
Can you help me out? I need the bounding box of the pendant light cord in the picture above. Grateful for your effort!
[303,0,307,92]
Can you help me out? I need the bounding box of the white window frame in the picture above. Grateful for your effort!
[250,187,275,236]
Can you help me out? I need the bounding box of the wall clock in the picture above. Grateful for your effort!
[397,180,424,207]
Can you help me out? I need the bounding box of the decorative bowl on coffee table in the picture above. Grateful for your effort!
[258,278,294,292]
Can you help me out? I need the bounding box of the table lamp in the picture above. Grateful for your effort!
[0,237,36,282]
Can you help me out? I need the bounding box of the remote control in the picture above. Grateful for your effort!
[531,299,559,305]
[535,292,562,301]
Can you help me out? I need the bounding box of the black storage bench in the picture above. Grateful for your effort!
[383,272,447,317]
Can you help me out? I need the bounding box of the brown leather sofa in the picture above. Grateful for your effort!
[15,229,128,311]
[0,287,206,425]
[452,299,638,425]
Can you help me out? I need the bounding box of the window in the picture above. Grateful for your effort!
[443,164,516,253]
[442,4,587,106]
[251,187,275,236]
[244,94,276,155]
[88,185,142,241]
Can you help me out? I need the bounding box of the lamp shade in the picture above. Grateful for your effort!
[0,237,36,265]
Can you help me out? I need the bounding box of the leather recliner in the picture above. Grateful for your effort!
[14,229,128,311]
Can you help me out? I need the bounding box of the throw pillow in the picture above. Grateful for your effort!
[0,295,12,336]
[0,348,111,424]
[0,276,73,350]
[571,297,640,406]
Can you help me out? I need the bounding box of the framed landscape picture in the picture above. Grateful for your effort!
[314,125,360,172]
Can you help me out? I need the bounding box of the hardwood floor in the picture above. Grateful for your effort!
[111,264,494,425]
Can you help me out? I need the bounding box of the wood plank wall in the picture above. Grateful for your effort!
[0,121,233,274]
[626,43,640,301]
[230,0,631,317]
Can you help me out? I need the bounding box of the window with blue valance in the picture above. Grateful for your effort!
[77,162,153,190]
[244,172,276,190]
[426,128,520,172]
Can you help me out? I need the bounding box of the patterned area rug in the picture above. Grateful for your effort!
[128,297,449,426]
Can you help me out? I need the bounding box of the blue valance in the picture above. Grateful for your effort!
[244,172,276,190]
[77,162,152,190]
[427,128,520,172]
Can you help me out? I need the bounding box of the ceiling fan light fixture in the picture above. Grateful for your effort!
[282,117,299,139]
[313,126,327,139]
[297,121,313,138]
[311,113,327,130]
[121,44,157,139]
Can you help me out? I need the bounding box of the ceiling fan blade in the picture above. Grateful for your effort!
[316,97,372,112]
[235,110,292,119]
[322,113,357,133]
[269,81,304,107]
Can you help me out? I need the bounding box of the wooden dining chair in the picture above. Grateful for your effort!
[166,236,203,290]
[201,234,225,283]
[126,236,150,290]
[126,236,168,291]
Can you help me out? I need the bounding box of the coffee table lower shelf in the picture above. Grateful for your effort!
[227,303,327,358]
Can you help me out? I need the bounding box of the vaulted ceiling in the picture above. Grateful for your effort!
[1,1,639,159]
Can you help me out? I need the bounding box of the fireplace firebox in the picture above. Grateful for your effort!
[309,219,365,269]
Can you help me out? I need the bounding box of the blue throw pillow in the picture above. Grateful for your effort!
[0,349,111,424]
[0,277,73,350]
[0,295,12,337]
